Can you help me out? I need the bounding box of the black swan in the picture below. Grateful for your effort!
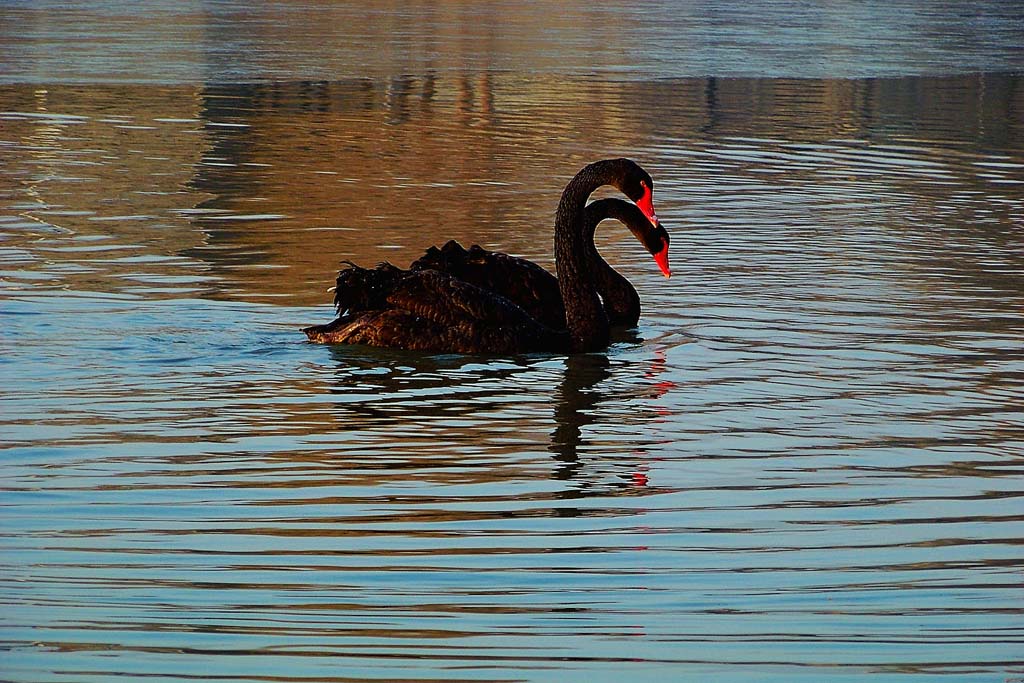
[401,198,665,329]
[303,158,669,354]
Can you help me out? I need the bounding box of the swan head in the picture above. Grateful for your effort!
[620,164,669,277]
[585,196,672,279]
[615,162,659,229]
[585,162,671,278]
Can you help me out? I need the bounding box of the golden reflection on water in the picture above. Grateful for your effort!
[2,73,1021,310]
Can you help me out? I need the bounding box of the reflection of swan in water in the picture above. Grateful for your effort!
[548,351,676,490]
[549,354,613,482]
[303,159,670,354]
[313,343,675,491]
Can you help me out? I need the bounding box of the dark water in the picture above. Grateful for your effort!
[2,3,1024,682]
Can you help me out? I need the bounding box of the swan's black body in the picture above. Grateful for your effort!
[303,159,669,354]
[408,240,567,331]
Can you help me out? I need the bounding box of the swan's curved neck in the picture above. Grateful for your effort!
[585,200,641,327]
[553,161,628,352]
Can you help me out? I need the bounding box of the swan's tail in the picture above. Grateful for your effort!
[332,261,405,315]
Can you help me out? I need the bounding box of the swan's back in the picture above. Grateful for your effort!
[411,240,565,330]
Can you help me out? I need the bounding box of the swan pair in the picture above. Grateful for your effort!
[303,158,669,354]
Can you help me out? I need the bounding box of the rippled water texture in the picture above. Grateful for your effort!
[2,3,1024,683]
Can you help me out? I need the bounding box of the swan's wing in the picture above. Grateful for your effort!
[386,269,534,328]
[386,270,568,352]
[412,242,565,330]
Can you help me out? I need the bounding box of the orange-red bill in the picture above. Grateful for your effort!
[653,243,671,278]
[636,183,659,227]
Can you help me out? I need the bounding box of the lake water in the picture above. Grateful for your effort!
[2,2,1023,682]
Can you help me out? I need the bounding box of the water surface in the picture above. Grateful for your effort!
[2,3,1024,683]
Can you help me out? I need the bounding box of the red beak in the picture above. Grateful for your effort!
[653,242,671,278]
[636,183,659,228]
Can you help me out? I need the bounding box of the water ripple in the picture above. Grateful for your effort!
[2,70,1023,682]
